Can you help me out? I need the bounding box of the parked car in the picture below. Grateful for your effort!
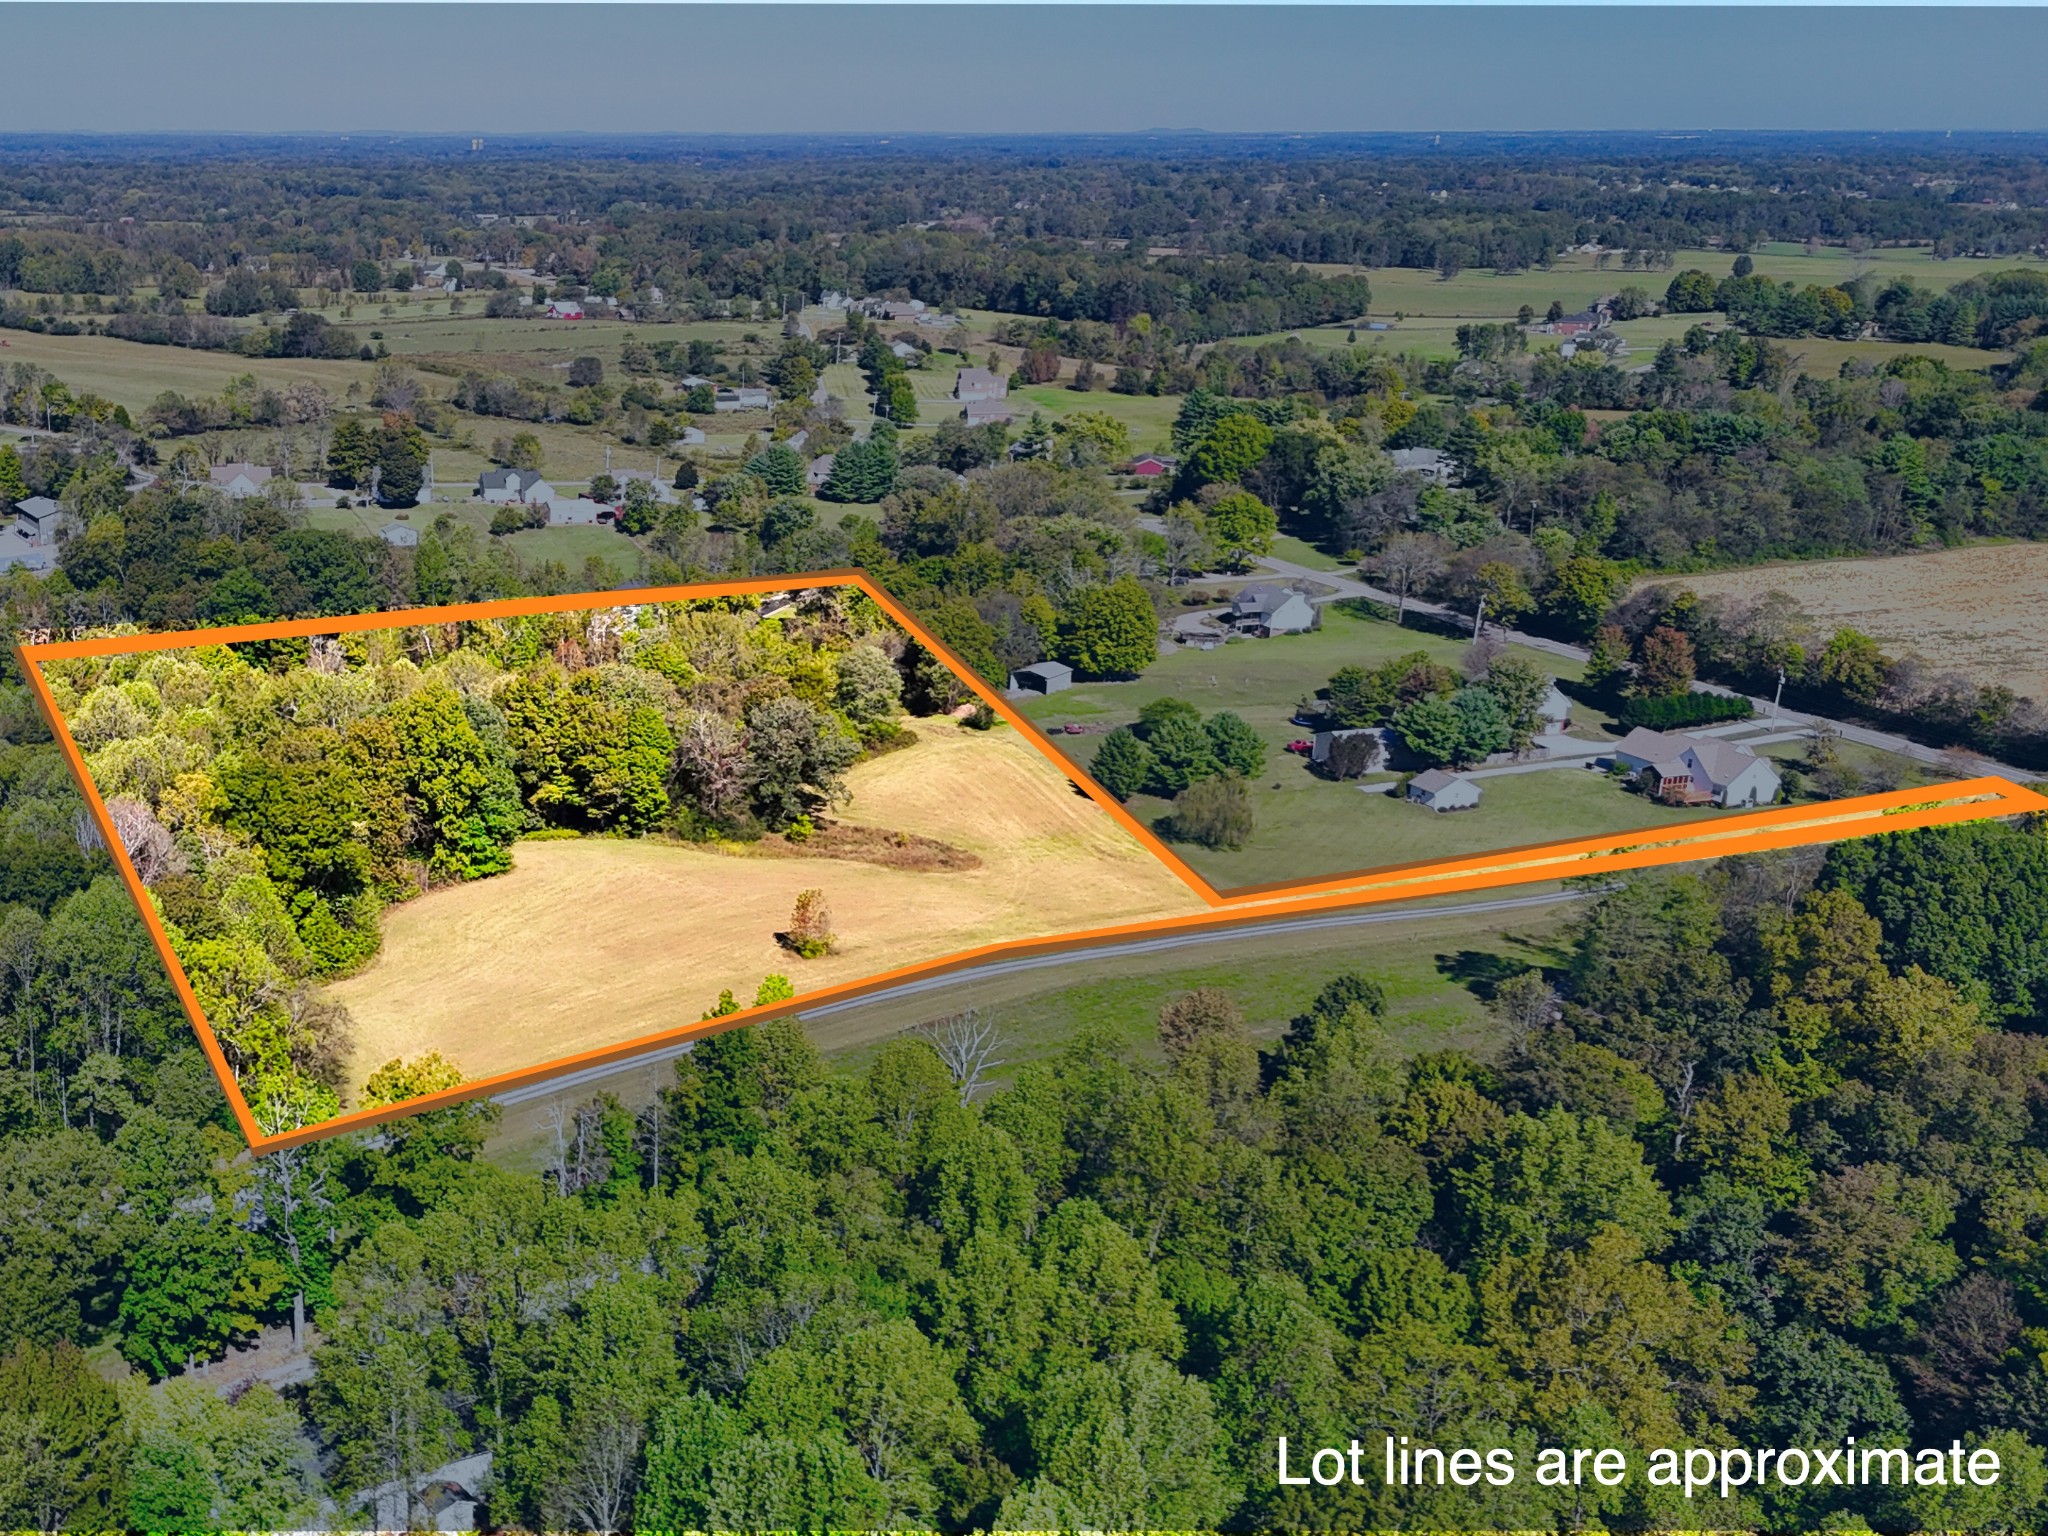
[1286,739,1313,755]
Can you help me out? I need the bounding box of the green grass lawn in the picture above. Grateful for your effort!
[1268,533,1349,572]
[810,888,1577,1079]
[303,501,647,578]
[1012,385,1184,450]
[1018,606,1587,734]
[0,328,379,416]
[1109,762,1718,890]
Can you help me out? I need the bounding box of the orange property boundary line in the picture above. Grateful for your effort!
[18,572,2048,1153]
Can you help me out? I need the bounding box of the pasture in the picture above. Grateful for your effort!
[325,716,1205,1096]
[1309,243,2048,320]
[0,328,378,415]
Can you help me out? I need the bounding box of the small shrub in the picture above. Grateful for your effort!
[963,701,998,731]
[785,814,815,843]
[784,887,836,958]
[1164,775,1255,850]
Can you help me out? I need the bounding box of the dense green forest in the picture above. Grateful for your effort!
[8,618,2048,1529]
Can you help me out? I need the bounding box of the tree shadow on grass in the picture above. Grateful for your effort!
[1435,948,1531,1003]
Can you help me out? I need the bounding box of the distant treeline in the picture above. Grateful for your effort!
[4,140,2047,338]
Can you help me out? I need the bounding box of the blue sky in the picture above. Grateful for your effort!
[3,5,2047,133]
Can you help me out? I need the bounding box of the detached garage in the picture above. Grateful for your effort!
[1407,769,1482,811]
[1008,660,1073,695]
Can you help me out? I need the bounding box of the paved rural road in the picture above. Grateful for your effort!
[1244,553,2032,780]
[491,888,1586,1107]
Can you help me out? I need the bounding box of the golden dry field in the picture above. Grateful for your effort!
[326,718,1205,1095]
[1665,543,2048,699]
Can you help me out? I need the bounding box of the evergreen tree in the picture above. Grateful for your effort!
[1088,727,1155,801]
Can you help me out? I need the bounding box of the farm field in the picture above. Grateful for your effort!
[293,303,764,370]
[1013,384,1182,448]
[1306,243,2048,318]
[325,716,1206,1096]
[0,327,378,414]
[1663,541,2048,700]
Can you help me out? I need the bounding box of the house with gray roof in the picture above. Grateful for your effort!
[1611,727,1780,808]
[1007,660,1073,695]
[209,462,274,499]
[12,495,63,543]
[477,467,554,504]
[953,367,1008,403]
[1389,447,1456,485]
[963,398,1016,427]
[1407,769,1482,811]
[1226,581,1318,637]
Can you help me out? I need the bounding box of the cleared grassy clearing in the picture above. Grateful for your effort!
[325,717,1203,1097]
[1013,385,1182,448]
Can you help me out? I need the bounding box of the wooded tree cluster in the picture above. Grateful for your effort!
[35,590,921,1128]
[7,744,2048,1530]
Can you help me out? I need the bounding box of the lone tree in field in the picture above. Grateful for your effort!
[786,888,836,958]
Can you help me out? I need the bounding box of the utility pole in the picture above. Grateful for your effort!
[1471,595,1488,639]
[1772,666,1787,718]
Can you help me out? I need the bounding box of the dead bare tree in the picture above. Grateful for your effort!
[554,1397,644,1534]
[914,1009,1005,1105]
[100,798,180,884]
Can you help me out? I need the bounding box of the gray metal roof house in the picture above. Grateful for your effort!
[1227,582,1318,636]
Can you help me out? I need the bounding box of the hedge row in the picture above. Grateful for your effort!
[1618,691,1756,730]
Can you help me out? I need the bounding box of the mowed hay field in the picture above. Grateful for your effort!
[0,328,379,414]
[326,718,1205,1097]
[1666,543,2048,700]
